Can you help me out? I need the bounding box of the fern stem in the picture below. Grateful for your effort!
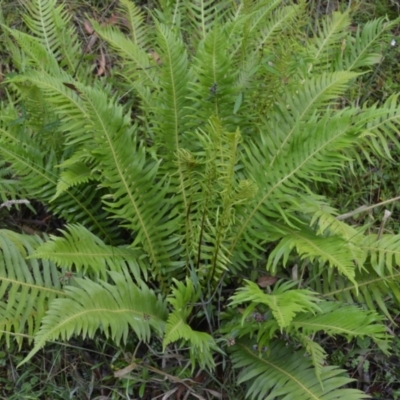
[336,195,400,220]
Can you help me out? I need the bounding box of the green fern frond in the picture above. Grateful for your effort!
[0,134,117,243]
[342,17,397,71]
[313,265,400,321]
[9,71,180,267]
[163,279,218,369]
[297,335,327,386]
[118,0,149,48]
[248,3,301,55]
[362,233,400,276]
[267,72,360,166]
[358,94,400,159]
[184,0,222,40]
[91,20,158,87]
[52,162,95,200]
[0,230,63,347]
[153,22,191,158]
[2,27,59,73]
[30,224,144,280]
[230,280,321,329]
[21,0,81,73]
[77,84,179,270]
[266,224,357,284]
[163,312,217,370]
[232,110,359,261]
[21,272,168,366]
[191,25,237,124]
[308,11,351,72]
[22,0,64,54]
[230,340,366,400]
[291,301,388,343]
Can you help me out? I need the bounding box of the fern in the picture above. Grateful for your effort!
[0,0,399,398]
[0,230,63,347]
[30,224,145,280]
[230,280,321,329]
[21,271,168,366]
[230,340,366,400]
[163,279,219,370]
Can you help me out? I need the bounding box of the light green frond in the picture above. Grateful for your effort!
[166,278,199,313]
[21,0,81,73]
[184,0,222,40]
[310,204,361,238]
[230,280,320,329]
[163,279,217,369]
[21,272,168,366]
[119,0,149,48]
[191,25,237,124]
[310,207,366,266]
[9,71,94,149]
[163,313,217,370]
[291,302,388,343]
[0,230,63,346]
[308,11,351,72]
[312,266,400,321]
[232,110,359,262]
[267,72,360,166]
[362,233,400,276]
[91,20,158,87]
[30,224,144,280]
[358,94,400,159]
[2,27,59,73]
[10,71,179,266]
[52,162,94,200]
[248,3,301,55]
[78,84,179,270]
[0,132,118,243]
[244,0,282,39]
[230,340,366,400]
[342,17,397,71]
[153,23,191,158]
[266,224,357,284]
[297,335,327,386]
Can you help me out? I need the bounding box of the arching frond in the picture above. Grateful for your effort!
[0,130,118,243]
[118,0,149,48]
[163,279,218,369]
[91,20,158,87]
[20,0,81,72]
[342,17,398,71]
[266,223,358,284]
[291,301,388,343]
[308,11,351,72]
[266,72,360,166]
[152,22,192,158]
[230,280,321,329]
[312,265,400,321]
[30,224,145,280]
[0,230,63,347]
[191,25,237,125]
[230,340,366,400]
[21,272,168,366]
[362,233,400,276]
